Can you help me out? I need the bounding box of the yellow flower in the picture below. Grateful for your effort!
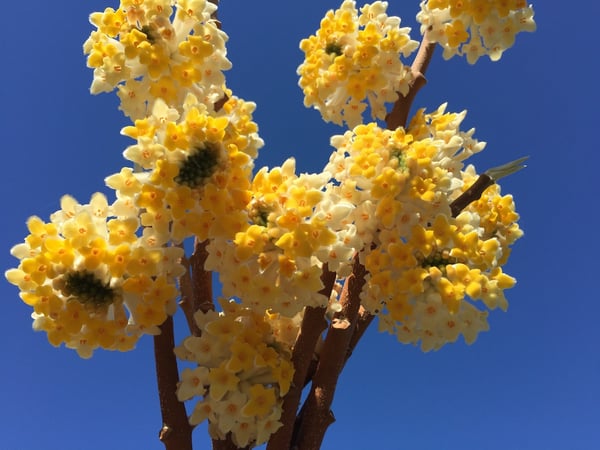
[107,218,139,245]
[445,20,470,48]
[89,8,126,37]
[208,364,241,401]
[227,341,257,373]
[190,398,217,426]
[242,385,276,418]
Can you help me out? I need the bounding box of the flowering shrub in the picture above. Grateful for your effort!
[6,0,534,448]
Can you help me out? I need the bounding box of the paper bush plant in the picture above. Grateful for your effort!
[5,0,535,449]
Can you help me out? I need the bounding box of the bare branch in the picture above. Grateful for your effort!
[450,156,528,217]
[267,267,337,450]
[190,238,215,314]
[178,251,201,336]
[294,257,367,450]
[345,306,374,362]
[154,317,193,450]
[385,36,437,130]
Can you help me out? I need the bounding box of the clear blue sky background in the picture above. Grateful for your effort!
[1,1,597,449]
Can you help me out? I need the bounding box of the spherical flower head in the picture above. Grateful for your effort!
[416,0,536,64]
[5,193,183,358]
[205,158,357,316]
[365,195,520,351]
[298,0,419,127]
[175,300,292,446]
[324,106,521,350]
[325,107,482,246]
[112,94,262,243]
[84,0,231,119]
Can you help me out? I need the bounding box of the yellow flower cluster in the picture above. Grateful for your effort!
[83,0,230,118]
[325,105,522,350]
[5,194,184,358]
[175,299,295,447]
[8,0,531,370]
[205,158,359,316]
[460,164,522,256]
[7,0,264,361]
[327,104,484,241]
[106,93,263,244]
[416,0,536,63]
[298,0,419,127]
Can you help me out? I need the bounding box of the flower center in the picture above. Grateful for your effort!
[63,271,115,308]
[325,42,343,56]
[417,249,459,270]
[390,148,408,171]
[139,25,157,44]
[248,200,271,227]
[175,142,221,188]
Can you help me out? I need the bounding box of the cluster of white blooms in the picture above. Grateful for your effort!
[298,0,419,127]
[175,299,296,447]
[105,93,263,245]
[205,158,361,317]
[84,0,230,118]
[324,105,522,351]
[416,0,536,63]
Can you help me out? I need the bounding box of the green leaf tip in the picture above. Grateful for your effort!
[484,156,529,181]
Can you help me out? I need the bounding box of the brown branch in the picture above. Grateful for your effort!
[293,257,367,450]
[385,36,437,130]
[449,157,528,216]
[178,252,201,336]
[154,316,193,450]
[303,307,374,390]
[449,174,494,218]
[266,267,337,450]
[187,239,231,450]
[190,238,215,314]
[179,238,214,336]
[345,306,374,362]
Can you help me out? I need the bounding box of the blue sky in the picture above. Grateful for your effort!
[1,1,597,449]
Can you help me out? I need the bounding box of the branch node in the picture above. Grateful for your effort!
[159,424,172,441]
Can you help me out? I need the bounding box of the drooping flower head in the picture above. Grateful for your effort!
[325,105,522,350]
[175,299,295,447]
[5,193,184,358]
[416,0,536,63]
[84,0,231,118]
[298,0,419,127]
